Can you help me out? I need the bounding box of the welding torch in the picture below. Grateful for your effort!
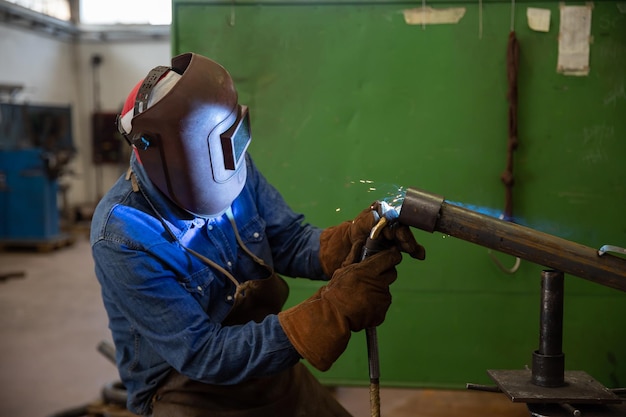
[360,204,399,417]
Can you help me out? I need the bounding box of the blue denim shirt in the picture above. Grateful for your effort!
[90,153,326,415]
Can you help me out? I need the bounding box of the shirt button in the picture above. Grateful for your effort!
[197,286,202,292]
[253,232,260,238]
[207,224,213,231]
[226,295,233,301]
[227,261,233,267]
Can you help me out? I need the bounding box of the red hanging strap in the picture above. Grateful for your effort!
[501,31,519,222]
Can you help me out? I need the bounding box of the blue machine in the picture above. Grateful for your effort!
[0,103,75,243]
[0,149,60,240]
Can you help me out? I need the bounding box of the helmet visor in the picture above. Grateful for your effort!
[219,105,251,172]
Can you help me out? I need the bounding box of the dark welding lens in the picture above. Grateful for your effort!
[220,105,251,170]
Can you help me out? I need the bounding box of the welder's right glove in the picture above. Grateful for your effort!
[278,247,401,372]
[319,202,426,278]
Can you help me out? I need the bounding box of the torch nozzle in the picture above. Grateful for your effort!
[369,217,389,240]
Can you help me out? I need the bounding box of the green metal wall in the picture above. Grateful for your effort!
[172,0,626,390]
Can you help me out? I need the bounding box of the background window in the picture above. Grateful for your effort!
[5,0,70,21]
[80,0,171,25]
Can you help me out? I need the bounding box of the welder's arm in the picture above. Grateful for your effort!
[278,247,401,371]
[319,202,426,277]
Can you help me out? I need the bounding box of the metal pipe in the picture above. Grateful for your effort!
[532,270,565,387]
[398,187,626,292]
[538,270,564,357]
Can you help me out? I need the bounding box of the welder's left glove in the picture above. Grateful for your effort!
[279,247,401,371]
[319,202,426,278]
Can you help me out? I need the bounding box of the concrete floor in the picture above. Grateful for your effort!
[0,231,530,417]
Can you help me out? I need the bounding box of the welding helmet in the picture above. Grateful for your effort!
[118,52,251,217]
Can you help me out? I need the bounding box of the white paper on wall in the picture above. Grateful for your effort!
[403,6,466,25]
[557,4,593,76]
[527,8,551,32]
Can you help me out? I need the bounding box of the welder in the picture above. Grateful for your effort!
[90,52,425,417]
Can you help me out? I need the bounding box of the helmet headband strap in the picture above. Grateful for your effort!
[116,65,170,150]
[134,66,170,114]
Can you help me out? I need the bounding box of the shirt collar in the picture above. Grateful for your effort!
[129,152,203,237]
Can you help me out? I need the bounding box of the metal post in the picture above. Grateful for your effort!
[532,270,565,387]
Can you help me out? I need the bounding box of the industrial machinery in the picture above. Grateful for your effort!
[0,102,75,248]
[395,187,626,417]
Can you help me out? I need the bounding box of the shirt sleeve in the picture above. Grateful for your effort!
[93,237,302,385]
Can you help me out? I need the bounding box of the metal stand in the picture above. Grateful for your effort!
[532,270,565,388]
[469,270,625,416]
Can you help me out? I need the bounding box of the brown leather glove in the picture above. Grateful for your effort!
[319,202,426,277]
[278,247,401,371]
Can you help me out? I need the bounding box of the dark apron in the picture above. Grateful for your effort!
[151,273,353,417]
